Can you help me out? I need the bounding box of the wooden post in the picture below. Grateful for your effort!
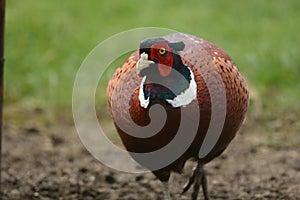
[0,0,5,193]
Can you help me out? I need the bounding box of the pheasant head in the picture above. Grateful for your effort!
[136,38,197,108]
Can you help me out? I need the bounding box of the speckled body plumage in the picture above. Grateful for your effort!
[107,33,249,199]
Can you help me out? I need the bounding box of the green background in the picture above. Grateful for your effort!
[5,0,300,118]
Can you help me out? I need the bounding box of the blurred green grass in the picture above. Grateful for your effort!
[5,0,300,115]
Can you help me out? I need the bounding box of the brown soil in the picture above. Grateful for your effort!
[1,110,300,200]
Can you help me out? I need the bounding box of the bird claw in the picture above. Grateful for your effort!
[181,164,209,200]
[181,166,197,195]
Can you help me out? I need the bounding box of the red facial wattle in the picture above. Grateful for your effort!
[149,42,173,77]
[158,63,172,77]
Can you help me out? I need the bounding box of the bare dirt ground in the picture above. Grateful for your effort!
[1,109,300,200]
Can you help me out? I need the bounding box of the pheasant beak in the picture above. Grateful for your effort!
[136,52,154,75]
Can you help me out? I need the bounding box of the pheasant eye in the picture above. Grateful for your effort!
[159,47,166,55]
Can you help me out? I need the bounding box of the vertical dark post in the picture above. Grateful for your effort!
[0,0,5,194]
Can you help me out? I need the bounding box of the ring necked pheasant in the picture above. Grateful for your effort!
[107,33,249,200]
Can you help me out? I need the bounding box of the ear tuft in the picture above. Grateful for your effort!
[170,41,185,52]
